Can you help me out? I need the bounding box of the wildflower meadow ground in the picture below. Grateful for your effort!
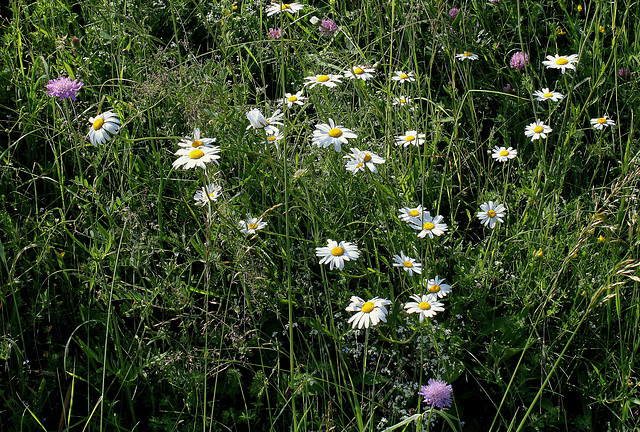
[2,0,640,431]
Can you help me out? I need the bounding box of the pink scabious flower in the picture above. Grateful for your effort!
[448,7,460,19]
[45,76,83,101]
[510,51,529,70]
[319,18,338,36]
[268,27,283,39]
[419,379,453,410]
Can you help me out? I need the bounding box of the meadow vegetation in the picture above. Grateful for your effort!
[1,0,640,430]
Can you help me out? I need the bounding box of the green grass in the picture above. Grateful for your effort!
[1,0,640,431]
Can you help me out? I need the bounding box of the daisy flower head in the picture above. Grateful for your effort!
[409,211,448,239]
[395,130,426,147]
[419,379,453,410]
[477,201,506,229]
[303,73,342,89]
[524,120,552,141]
[87,111,121,146]
[456,51,479,61]
[278,90,307,108]
[392,96,413,107]
[178,128,217,149]
[404,294,445,322]
[45,76,83,101]
[343,65,375,81]
[590,116,615,130]
[239,215,268,234]
[391,71,416,83]
[533,88,564,102]
[265,2,304,17]
[265,128,285,144]
[424,276,452,299]
[345,296,392,329]
[542,54,578,74]
[194,183,222,207]
[172,145,221,170]
[398,205,423,223]
[246,108,283,134]
[491,146,517,162]
[316,239,360,270]
[344,147,385,174]
[392,251,422,276]
[312,118,357,152]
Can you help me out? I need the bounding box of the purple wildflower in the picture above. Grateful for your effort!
[489,0,501,3]
[510,51,529,70]
[45,76,83,101]
[419,379,453,410]
[618,67,630,78]
[269,27,283,39]
[448,7,460,19]
[503,83,516,94]
[319,18,338,36]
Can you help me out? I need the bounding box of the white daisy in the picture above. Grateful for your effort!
[491,146,518,162]
[524,120,552,141]
[266,128,285,143]
[343,148,385,173]
[395,130,426,147]
[477,201,506,229]
[392,251,422,276]
[303,74,343,89]
[391,71,416,83]
[404,294,444,322]
[87,110,121,146]
[178,128,217,149]
[316,239,360,270]
[409,211,448,239]
[265,2,304,17]
[172,146,220,170]
[455,51,479,61]
[542,54,578,74]
[278,90,307,108]
[533,88,564,102]
[246,108,284,134]
[312,118,357,152]
[194,183,222,206]
[239,215,268,234]
[424,276,452,299]
[590,116,616,130]
[398,205,423,222]
[345,296,392,329]
[392,96,413,107]
[343,66,375,81]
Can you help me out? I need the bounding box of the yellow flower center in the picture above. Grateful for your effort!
[418,301,431,310]
[317,75,330,82]
[268,136,277,141]
[92,118,104,130]
[405,135,416,142]
[328,128,343,138]
[533,126,544,133]
[463,52,472,57]
[189,149,205,159]
[409,210,420,217]
[354,67,364,74]
[400,98,406,103]
[288,96,298,102]
[500,150,509,156]
[400,73,409,79]
[556,58,569,65]
[429,285,440,293]
[356,162,363,168]
[597,117,606,124]
[361,302,375,313]
[543,92,553,98]
[487,210,496,218]
[248,223,258,229]
[423,222,435,230]
[192,140,204,148]
[281,3,290,10]
[403,261,413,268]
[331,246,344,256]
[363,154,372,162]
[208,193,217,198]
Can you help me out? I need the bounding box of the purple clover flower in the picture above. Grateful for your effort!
[510,51,529,70]
[448,7,460,19]
[45,76,84,101]
[269,27,283,39]
[319,18,338,36]
[618,67,630,78]
[418,379,453,410]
